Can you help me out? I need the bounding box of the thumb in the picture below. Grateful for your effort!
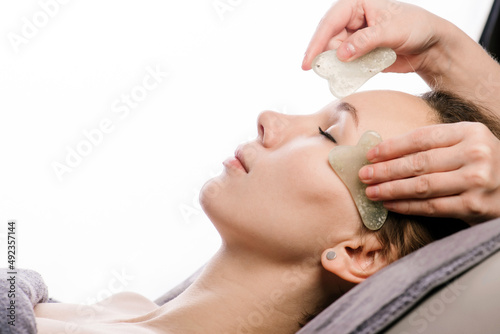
[337,26,381,61]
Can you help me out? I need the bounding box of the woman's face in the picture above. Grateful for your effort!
[200,90,436,260]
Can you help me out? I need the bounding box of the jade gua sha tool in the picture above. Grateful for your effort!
[312,48,397,98]
[328,131,388,230]
[311,47,393,229]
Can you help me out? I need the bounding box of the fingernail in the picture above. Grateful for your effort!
[302,53,308,68]
[338,42,355,60]
[366,186,379,199]
[359,166,373,181]
[346,43,355,56]
[366,146,379,161]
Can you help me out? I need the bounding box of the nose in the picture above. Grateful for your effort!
[257,110,290,148]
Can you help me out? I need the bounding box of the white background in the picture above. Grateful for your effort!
[0,0,493,304]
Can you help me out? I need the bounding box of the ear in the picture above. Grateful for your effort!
[321,235,391,284]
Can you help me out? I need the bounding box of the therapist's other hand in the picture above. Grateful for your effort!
[359,122,500,225]
[302,0,448,74]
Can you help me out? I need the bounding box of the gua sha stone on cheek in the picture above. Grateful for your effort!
[312,48,397,98]
[328,131,388,230]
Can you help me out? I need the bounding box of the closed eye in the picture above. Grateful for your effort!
[318,127,336,144]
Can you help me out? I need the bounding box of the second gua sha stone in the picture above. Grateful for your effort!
[328,131,388,230]
[312,48,397,98]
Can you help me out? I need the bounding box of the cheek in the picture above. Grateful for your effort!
[261,146,356,214]
[257,150,360,246]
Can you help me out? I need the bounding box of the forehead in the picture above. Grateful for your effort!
[323,90,437,141]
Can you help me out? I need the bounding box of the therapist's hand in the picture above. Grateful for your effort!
[302,0,500,120]
[358,122,500,225]
[301,0,449,73]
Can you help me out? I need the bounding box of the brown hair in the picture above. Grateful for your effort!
[370,90,500,263]
[423,90,500,138]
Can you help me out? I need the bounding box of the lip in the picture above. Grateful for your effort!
[235,146,249,173]
[222,144,251,174]
[223,156,247,173]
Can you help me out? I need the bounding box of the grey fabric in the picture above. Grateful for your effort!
[0,268,49,334]
[384,250,500,334]
[297,218,500,334]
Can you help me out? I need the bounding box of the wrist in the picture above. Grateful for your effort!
[416,18,460,88]
[417,18,500,103]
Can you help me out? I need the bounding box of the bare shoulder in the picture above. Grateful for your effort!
[35,291,162,333]
[97,291,159,312]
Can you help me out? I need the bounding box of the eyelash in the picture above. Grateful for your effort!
[318,127,337,144]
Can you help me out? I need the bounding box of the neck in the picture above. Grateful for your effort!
[147,245,342,334]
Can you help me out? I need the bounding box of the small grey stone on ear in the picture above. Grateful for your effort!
[326,251,337,260]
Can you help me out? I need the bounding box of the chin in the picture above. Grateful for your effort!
[199,174,251,243]
[199,175,229,225]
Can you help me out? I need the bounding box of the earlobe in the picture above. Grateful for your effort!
[321,236,390,284]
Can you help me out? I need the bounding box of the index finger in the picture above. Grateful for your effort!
[367,123,466,163]
[302,1,354,70]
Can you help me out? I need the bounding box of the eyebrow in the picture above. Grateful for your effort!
[336,102,359,127]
